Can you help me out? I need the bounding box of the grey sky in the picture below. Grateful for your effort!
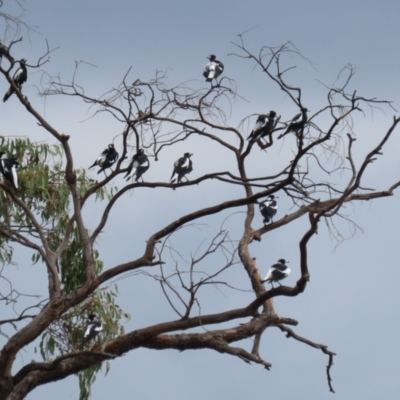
[1,1,400,399]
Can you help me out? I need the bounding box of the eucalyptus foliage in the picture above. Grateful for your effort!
[0,138,128,399]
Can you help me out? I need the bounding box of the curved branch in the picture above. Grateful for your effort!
[276,324,336,392]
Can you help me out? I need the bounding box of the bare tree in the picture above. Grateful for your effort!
[0,23,399,400]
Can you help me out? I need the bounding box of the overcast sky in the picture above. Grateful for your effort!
[1,1,400,399]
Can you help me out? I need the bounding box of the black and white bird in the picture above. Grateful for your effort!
[0,40,14,64]
[247,111,277,141]
[83,314,103,342]
[259,195,277,224]
[3,59,27,102]
[170,152,193,184]
[0,152,19,190]
[248,114,267,140]
[278,108,308,139]
[89,144,119,175]
[261,259,291,287]
[124,149,149,182]
[203,54,224,82]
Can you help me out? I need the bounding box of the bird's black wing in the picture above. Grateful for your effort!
[108,150,119,163]
[271,263,286,272]
[260,117,276,138]
[270,269,287,281]
[214,61,224,79]
[291,112,302,123]
[203,63,210,79]
[124,159,136,179]
[170,159,180,180]
[14,61,28,87]
[187,159,193,174]
[89,149,106,169]
[135,158,150,181]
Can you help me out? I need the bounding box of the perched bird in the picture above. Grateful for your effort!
[247,111,277,141]
[170,152,193,184]
[0,40,14,64]
[203,54,224,82]
[261,259,291,287]
[83,314,103,342]
[124,149,149,182]
[0,152,19,190]
[278,108,308,139]
[3,59,27,102]
[89,144,119,175]
[259,195,277,224]
[248,114,267,140]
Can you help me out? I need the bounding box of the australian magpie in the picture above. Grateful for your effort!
[170,152,193,184]
[278,108,308,139]
[0,152,19,190]
[261,259,291,287]
[89,144,119,175]
[124,149,149,182]
[83,314,103,342]
[259,195,277,224]
[247,111,277,141]
[248,114,267,140]
[3,59,27,102]
[203,54,224,82]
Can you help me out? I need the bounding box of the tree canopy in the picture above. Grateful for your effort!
[0,6,399,400]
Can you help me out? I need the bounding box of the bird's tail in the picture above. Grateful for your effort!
[277,127,289,140]
[170,171,178,183]
[3,87,13,102]
[247,132,257,141]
